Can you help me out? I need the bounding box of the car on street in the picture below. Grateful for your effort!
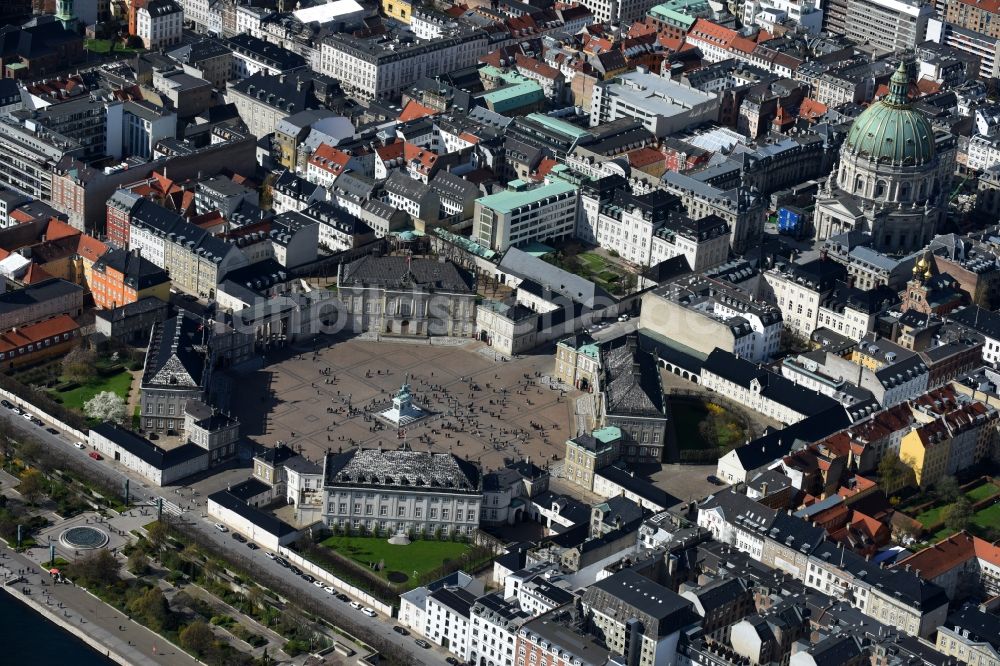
[88,451,102,460]
[1,400,13,409]
[231,533,246,543]
[393,626,409,636]
[265,552,276,560]
[362,607,376,617]
[289,565,303,575]
[21,412,32,420]
[214,523,228,532]
[12,406,23,415]
[312,580,324,588]
[74,442,85,450]
[323,586,334,594]
[46,427,59,435]
[300,573,314,583]
[246,542,258,550]
[349,601,363,610]
[618,313,630,321]
[446,658,461,665]
[30,417,43,426]
[415,639,430,649]
[336,593,349,602]
[275,557,289,568]
[706,475,724,485]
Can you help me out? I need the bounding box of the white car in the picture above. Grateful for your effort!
[618,314,630,322]
[74,442,85,450]
[21,412,32,420]
[265,552,276,560]
[214,523,228,532]
[313,580,324,588]
[362,607,376,617]
[323,586,335,594]
[349,601,363,610]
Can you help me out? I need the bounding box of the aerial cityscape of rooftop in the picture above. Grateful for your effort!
[5,0,1000,664]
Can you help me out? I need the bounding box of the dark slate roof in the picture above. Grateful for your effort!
[208,489,298,537]
[702,349,839,417]
[429,586,477,617]
[227,478,270,502]
[595,495,645,528]
[596,463,671,508]
[93,249,170,291]
[229,71,318,117]
[167,38,231,65]
[728,407,851,472]
[384,171,433,201]
[141,314,209,390]
[339,255,474,292]
[583,570,693,636]
[0,278,82,316]
[255,443,298,467]
[324,448,481,493]
[950,305,1000,339]
[91,422,206,470]
[944,604,1000,649]
[227,33,306,72]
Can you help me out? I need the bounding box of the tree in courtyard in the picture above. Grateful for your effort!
[18,468,45,506]
[935,477,962,504]
[84,391,126,423]
[146,520,168,552]
[944,496,974,534]
[61,345,97,384]
[877,454,911,495]
[179,621,215,657]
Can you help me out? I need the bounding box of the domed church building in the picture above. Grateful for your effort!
[814,61,955,255]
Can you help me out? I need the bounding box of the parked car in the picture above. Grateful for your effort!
[706,475,724,485]
[46,428,59,435]
[300,573,314,583]
[74,442,85,450]
[446,658,461,666]
[231,533,246,543]
[393,626,409,636]
[214,523,228,532]
[618,313,630,322]
[312,580,324,588]
[246,543,259,550]
[30,417,42,426]
[336,594,349,602]
[265,552,276,560]
[415,639,430,649]
[323,586,335,594]
[275,557,289,568]
[88,451,102,460]
[21,412,32,420]
[362,607,376,617]
[1,399,13,409]
[349,601,363,610]
[289,565,303,576]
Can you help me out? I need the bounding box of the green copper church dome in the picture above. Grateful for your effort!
[843,62,936,166]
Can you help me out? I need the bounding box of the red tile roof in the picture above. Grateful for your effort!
[398,99,439,122]
[0,314,78,354]
[76,235,107,264]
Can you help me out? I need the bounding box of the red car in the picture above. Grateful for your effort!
[88,451,102,460]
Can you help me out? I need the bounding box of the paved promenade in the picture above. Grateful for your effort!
[0,545,201,666]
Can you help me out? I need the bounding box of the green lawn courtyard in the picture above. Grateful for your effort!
[320,535,472,583]
[542,248,636,295]
[906,480,1000,543]
[49,369,132,411]
[84,39,145,55]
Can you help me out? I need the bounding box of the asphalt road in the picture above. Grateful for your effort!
[1,405,453,666]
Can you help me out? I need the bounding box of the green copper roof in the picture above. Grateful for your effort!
[843,61,935,167]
